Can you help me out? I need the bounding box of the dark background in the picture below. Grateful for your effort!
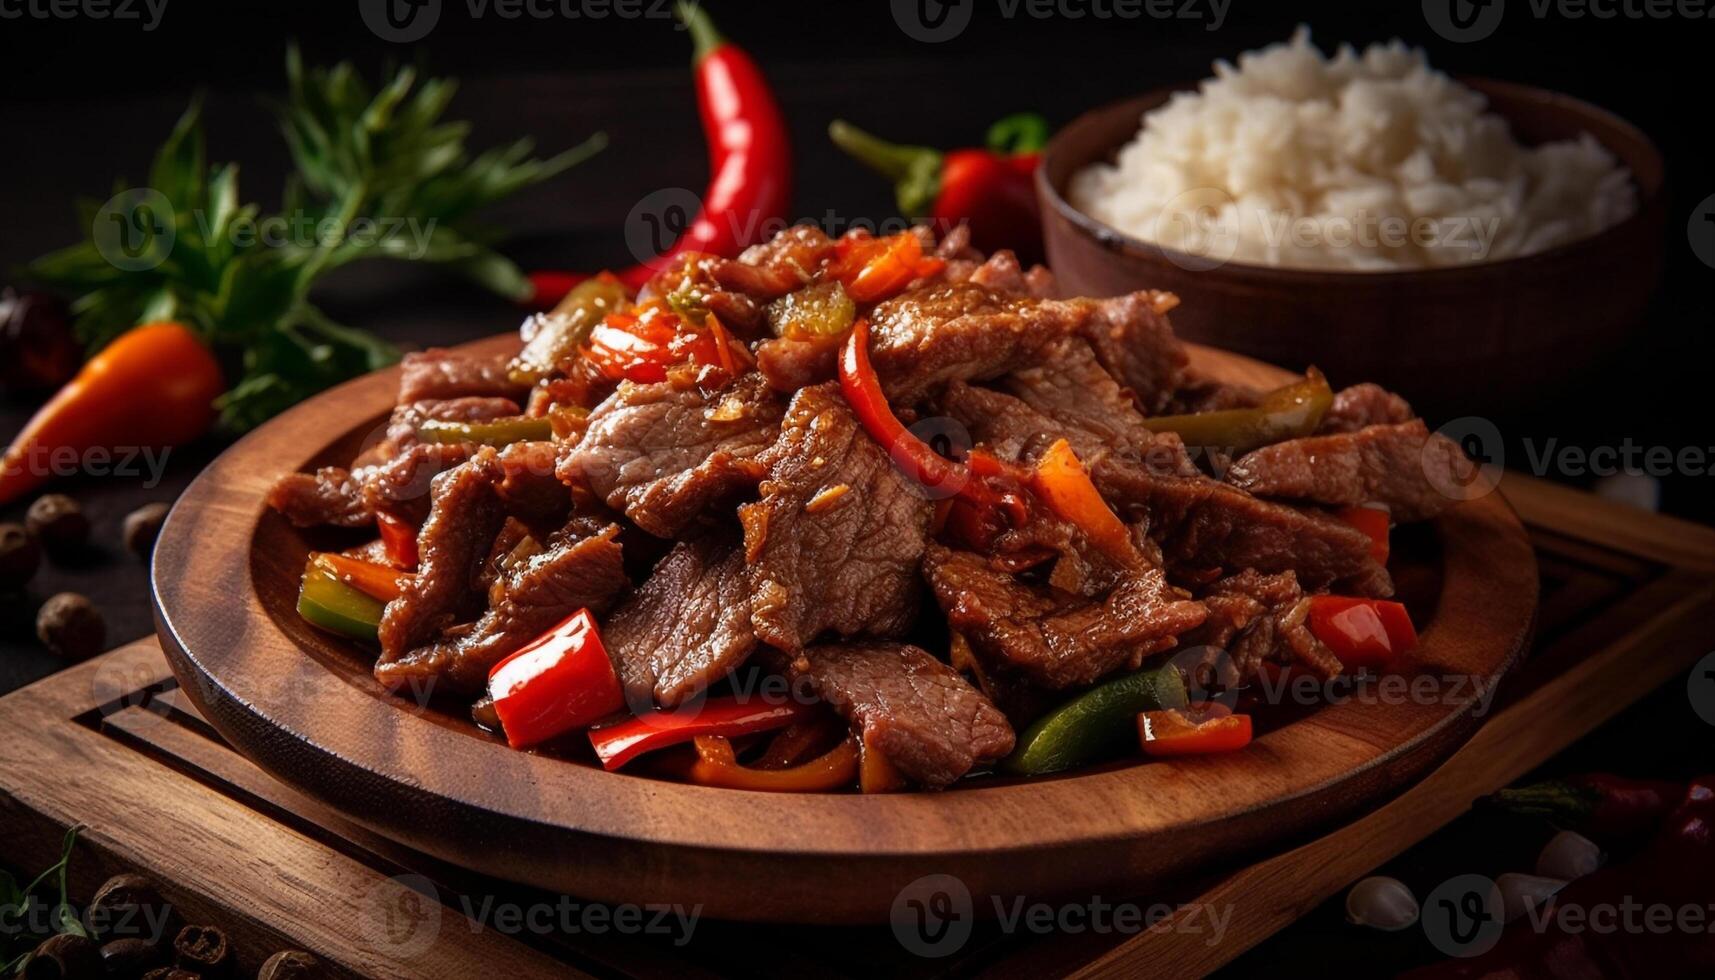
[1,1,1711,975]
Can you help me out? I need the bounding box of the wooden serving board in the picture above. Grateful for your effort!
[3,473,1711,979]
[145,338,1536,924]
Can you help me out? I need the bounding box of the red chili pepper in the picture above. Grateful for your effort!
[375,512,419,569]
[1138,707,1253,757]
[1489,773,1687,842]
[829,113,1047,263]
[588,695,814,771]
[1305,596,1418,671]
[1403,777,1715,979]
[1334,505,1391,565]
[838,317,966,496]
[488,609,626,750]
[605,3,791,290]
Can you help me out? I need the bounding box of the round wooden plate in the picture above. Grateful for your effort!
[152,335,1538,924]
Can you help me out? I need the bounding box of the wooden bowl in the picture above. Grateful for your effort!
[151,337,1537,924]
[1037,79,1665,418]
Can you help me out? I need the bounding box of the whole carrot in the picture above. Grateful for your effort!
[0,322,223,507]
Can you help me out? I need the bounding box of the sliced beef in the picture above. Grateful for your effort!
[563,373,783,537]
[787,641,1015,789]
[1184,570,1341,682]
[923,545,1207,690]
[1320,383,1416,434]
[268,467,369,528]
[351,397,521,470]
[999,338,1197,472]
[492,440,572,526]
[1226,420,1473,523]
[605,533,756,708]
[378,450,510,661]
[1074,290,1188,414]
[360,442,480,526]
[1098,466,1395,597]
[755,332,842,393]
[934,379,1196,484]
[398,349,528,404]
[721,224,836,299]
[375,520,627,693]
[867,283,1095,403]
[741,382,933,652]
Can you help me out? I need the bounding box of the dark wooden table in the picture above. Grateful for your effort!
[2,3,1712,975]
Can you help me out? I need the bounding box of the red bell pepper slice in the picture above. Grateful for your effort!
[488,609,626,750]
[309,552,414,603]
[839,317,966,496]
[1031,438,1141,568]
[1306,596,1419,671]
[584,303,729,384]
[829,231,945,305]
[375,512,419,569]
[686,735,859,792]
[1335,505,1391,565]
[1138,708,1253,757]
[588,695,815,771]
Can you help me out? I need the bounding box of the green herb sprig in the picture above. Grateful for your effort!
[1,825,86,975]
[27,46,605,432]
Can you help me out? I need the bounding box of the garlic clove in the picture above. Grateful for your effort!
[1536,829,1604,881]
[1497,872,1567,922]
[1346,875,1420,931]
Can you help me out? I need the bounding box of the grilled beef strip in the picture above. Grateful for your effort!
[268,466,371,528]
[785,641,1016,789]
[740,382,933,653]
[867,282,1099,403]
[562,372,784,537]
[1099,464,1395,597]
[1182,569,1342,682]
[604,532,757,708]
[375,519,627,693]
[1073,289,1188,414]
[1319,383,1417,434]
[1226,419,1474,522]
[923,544,1207,690]
[398,349,529,404]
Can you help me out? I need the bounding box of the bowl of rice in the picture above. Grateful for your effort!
[1038,30,1663,412]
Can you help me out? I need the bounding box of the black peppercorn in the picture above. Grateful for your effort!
[100,937,166,978]
[171,925,229,977]
[122,503,171,558]
[24,933,103,980]
[0,521,40,590]
[89,874,179,946]
[36,592,105,660]
[25,494,90,554]
[256,950,324,980]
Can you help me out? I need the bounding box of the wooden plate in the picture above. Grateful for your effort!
[151,336,1538,925]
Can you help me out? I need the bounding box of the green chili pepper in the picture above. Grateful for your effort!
[297,564,385,642]
[1141,368,1333,453]
[418,416,553,447]
[1003,660,1187,776]
[508,273,630,385]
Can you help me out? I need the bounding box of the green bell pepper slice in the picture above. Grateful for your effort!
[1003,660,1188,776]
[1141,368,1334,454]
[297,563,385,643]
[417,416,553,447]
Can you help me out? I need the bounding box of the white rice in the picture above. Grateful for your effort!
[1068,29,1637,271]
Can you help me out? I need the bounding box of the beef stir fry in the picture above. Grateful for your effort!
[269,223,1476,791]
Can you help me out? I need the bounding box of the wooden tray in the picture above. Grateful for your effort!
[2,474,1711,978]
[145,338,1535,924]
